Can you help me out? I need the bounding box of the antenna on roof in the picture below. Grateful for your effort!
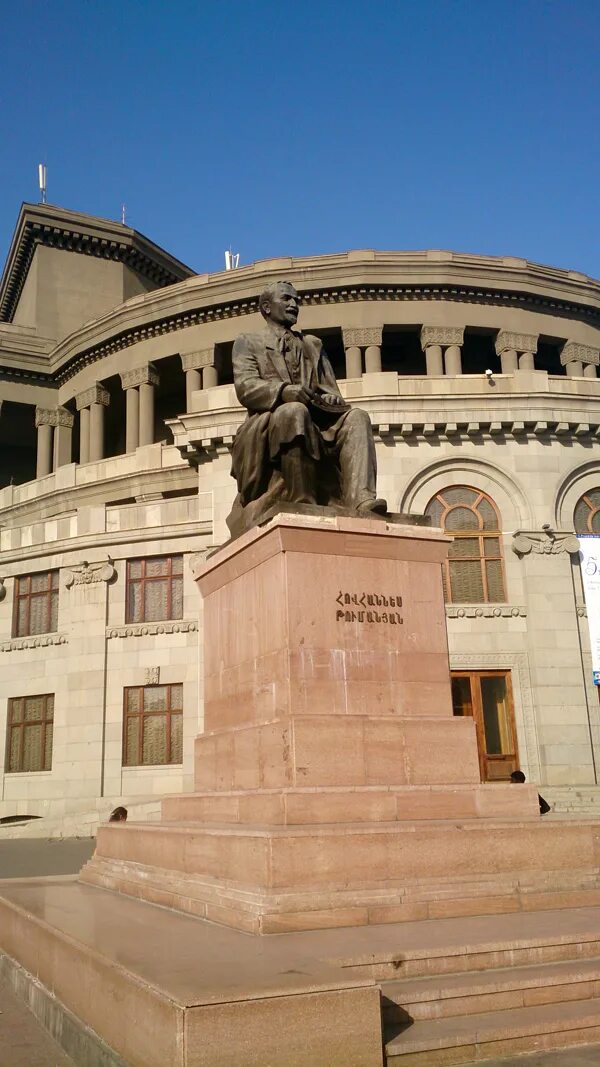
[38,163,47,204]
[224,249,240,271]
[121,204,127,225]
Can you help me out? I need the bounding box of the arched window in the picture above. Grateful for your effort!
[574,489,600,535]
[425,486,506,603]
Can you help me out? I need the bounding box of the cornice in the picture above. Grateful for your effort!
[1,633,68,652]
[446,603,527,618]
[0,203,195,324]
[107,619,198,639]
[45,251,600,385]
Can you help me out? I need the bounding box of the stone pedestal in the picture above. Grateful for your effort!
[80,514,587,933]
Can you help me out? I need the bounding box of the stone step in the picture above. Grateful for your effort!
[384,996,600,1065]
[331,907,600,982]
[382,956,600,1021]
[81,816,600,932]
[161,782,539,826]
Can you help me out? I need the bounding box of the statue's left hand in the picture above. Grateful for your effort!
[321,393,345,407]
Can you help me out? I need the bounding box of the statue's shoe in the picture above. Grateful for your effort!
[356,497,388,516]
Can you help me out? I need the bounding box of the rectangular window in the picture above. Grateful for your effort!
[13,571,59,637]
[125,557,183,624]
[6,694,54,773]
[123,684,183,766]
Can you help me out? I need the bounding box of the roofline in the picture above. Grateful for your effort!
[0,202,196,323]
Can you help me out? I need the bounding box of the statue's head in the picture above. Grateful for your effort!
[259,280,300,328]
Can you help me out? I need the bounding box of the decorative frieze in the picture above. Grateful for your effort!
[181,349,215,371]
[341,327,383,348]
[1,633,68,652]
[107,620,198,639]
[75,384,110,410]
[120,364,160,390]
[35,406,74,428]
[420,326,464,350]
[65,559,116,587]
[512,530,580,556]
[446,604,527,618]
[495,331,538,356]
[561,342,600,367]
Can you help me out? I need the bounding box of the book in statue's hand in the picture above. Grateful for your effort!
[308,390,350,415]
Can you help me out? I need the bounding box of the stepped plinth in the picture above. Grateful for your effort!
[78,512,588,935]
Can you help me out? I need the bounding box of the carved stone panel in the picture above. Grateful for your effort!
[512,531,580,557]
[120,364,160,390]
[420,326,464,350]
[341,327,383,348]
[76,384,110,410]
[561,342,600,367]
[495,331,538,356]
[64,559,116,587]
[181,349,215,371]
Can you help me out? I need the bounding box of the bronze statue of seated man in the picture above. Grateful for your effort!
[226,280,387,538]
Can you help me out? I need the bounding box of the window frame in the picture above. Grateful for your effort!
[122,683,183,767]
[574,491,600,535]
[12,570,59,638]
[125,555,184,625]
[427,486,507,604]
[6,693,54,773]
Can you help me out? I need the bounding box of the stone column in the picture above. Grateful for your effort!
[421,327,464,375]
[203,364,218,388]
[561,342,599,381]
[35,409,54,478]
[76,383,109,464]
[420,328,444,376]
[79,406,90,465]
[181,350,217,408]
[53,408,74,469]
[341,330,363,377]
[495,332,538,373]
[341,328,383,376]
[121,365,158,451]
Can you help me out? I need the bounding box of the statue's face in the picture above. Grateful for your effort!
[265,284,300,328]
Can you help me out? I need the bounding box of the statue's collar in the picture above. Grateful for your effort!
[264,323,303,349]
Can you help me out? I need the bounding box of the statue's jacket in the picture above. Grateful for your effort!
[231,327,345,505]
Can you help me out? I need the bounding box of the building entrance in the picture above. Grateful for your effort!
[451,670,519,781]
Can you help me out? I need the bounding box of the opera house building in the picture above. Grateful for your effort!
[1,200,599,826]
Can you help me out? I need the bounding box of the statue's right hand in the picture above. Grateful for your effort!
[282,385,313,406]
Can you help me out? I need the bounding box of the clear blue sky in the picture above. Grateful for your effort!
[1,1,599,278]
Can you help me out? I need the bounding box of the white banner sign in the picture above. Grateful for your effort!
[578,535,600,684]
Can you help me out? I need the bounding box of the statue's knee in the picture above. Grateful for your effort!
[346,407,370,430]
[275,402,311,428]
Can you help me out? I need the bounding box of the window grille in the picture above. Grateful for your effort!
[123,684,183,766]
[13,571,59,637]
[6,694,54,772]
[574,490,600,535]
[425,486,506,603]
[125,556,183,623]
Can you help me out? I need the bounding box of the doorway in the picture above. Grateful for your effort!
[451,670,519,781]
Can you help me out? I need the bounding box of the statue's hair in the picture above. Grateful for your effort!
[258,280,298,319]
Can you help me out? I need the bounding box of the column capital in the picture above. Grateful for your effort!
[35,406,74,428]
[76,383,110,410]
[420,326,464,351]
[495,331,538,357]
[120,364,159,390]
[181,349,214,371]
[561,341,599,367]
[341,327,382,348]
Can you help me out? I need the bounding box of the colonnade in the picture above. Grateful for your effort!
[24,328,600,479]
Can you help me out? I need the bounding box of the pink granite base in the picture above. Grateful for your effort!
[79,515,600,933]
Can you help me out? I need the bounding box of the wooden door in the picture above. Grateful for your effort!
[451,670,518,781]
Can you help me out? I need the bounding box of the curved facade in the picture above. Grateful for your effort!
[1,202,600,820]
